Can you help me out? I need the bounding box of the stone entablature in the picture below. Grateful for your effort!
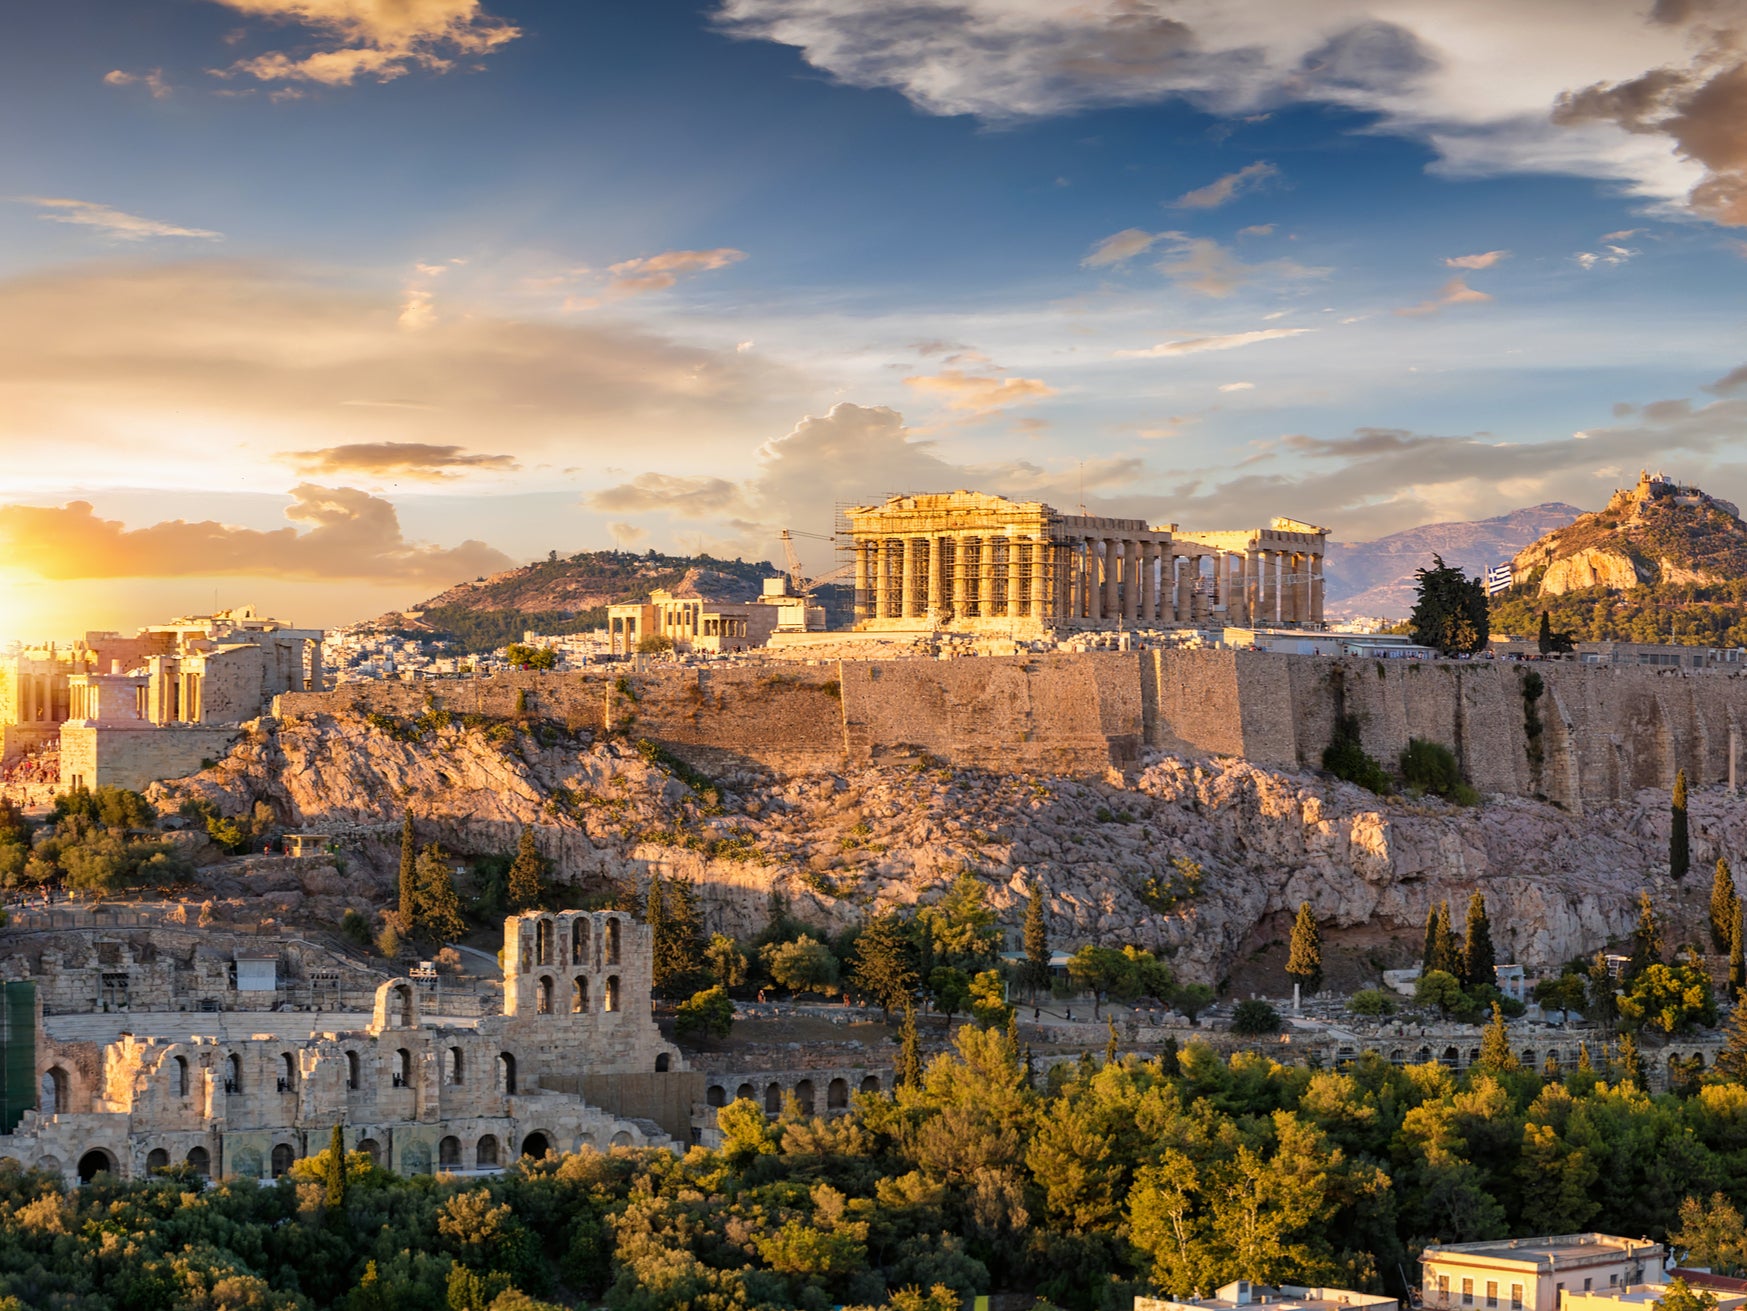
[845,491,1326,634]
[0,912,686,1184]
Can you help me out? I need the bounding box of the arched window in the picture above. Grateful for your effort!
[606,919,621,965]
[279,1053,296,1093]
[572,976,589,1013]
[389,983,414,1027]
[41,1067,68,1115]
[499,1052,517,1095]
[860,1075,880,1094]
[764,1082,782,1114]
[655,1052,670,1073]
[172,1056,188,1098]
[476,1135,499,1168]
[707,1085,726,1107]
[537,975,553,1015]
[225,1053,242,1094]
[572,918,590,962]
[271,1144,295,1176]
[736,1082,754,1102]
[77,1149,115,1183]
[439,1136,461,1169]
[520,1132,550,1159]
[393,1049,412,1088]
[827,1077,848,1110]
[345,1051,360,1091]
[795,1079,815,1115]
[536,918,553,966]
[146,1148,170,1173]
[448,1047,464,1084]
[356,1138,379,1164]
[186,1146,211,1177]
[604,975,619,1012]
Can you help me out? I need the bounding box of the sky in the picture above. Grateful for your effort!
[4,0,1747,641]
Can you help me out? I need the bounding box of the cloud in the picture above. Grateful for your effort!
[1173,161,1278,208]
[1574,242,1638,268]
[587,473,749,517]
[1081,228,1162,267]
[1153,234,1327,298]
[0,485,511,583]
[1709,361,1747,394]
[1395,275,1493,316]
[603,248,747,297]
[1115,328,1312,358]
[1237,224,1275,237]
[214,0,520,85]
[1218,381,1256,391]
[609,521,649,546]
[713,1,1719,219]
[1444,249,1509,269]
[17,197,222,242]
[1602,227,1643,240]
[104,68,171,98]
[284,442,519,479]
[902,368,1058,416]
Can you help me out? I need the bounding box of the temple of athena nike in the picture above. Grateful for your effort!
[846,491,1327,634]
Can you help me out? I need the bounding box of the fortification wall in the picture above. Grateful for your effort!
[275,655,1747,803]
[61,725,240,793]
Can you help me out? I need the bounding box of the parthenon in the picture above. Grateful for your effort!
[845,491,1327,633]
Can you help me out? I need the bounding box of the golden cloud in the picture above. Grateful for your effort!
[902,368,1057,416]
[602,248,748,297]
[284,442,519,478]
[1395,276,1493,317]
[214,0,520,85]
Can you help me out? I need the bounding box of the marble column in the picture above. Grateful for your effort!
[900,538,918,619]
[1175,553,1193,623]
[1309,552,1325,625]
[1260,550,1277,625]
[1101,538,1119,621]
[854,542,872,622]
[975,537,994,618]
[1123,541,1141,623]
[1031,538,1050,621]
[1007,534,1025,618]
[952,534,970,617]
[874,539,892,619]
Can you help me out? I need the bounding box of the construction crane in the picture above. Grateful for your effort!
[779,529,844,596]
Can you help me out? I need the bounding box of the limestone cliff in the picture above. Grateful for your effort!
[153,710,1729,986]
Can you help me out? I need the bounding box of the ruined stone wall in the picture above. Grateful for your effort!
[60,724,240,792]
[275,655,1747,802]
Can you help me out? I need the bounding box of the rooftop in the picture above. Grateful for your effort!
[1139,1283,1396,1311]
[1423,1235,1661,1269]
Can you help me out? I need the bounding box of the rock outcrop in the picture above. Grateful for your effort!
[153,710,1735,984]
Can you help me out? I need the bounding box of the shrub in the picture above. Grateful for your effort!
[1401,738,1468,799]
[1229,998,1281,1035]
[340,909,372,948]
[675,985,735,1042]
[1348,987,1398,1017]
[1323,715,1392,794]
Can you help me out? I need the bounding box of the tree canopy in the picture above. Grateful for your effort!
[1409,554,1490,655]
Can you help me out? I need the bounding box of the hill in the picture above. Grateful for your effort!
[1323,503,1580,618]
[1489,471,1747,646]
[381,550,788,651]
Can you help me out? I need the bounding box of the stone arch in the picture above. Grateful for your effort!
[860,1074,879,1094]
[827,1077,849,1110]
[357,1138,380,1164]
[606,918,621,965]
[146,1148,170,1173]
[1416,1046,1432,1064]
[795,1078,815,1115]
[572,976,589,1013]
[77,1148,117,1183]
[36,1155,61,1176]
[1468,1048,1480,1064]
[572,917,590,962]
[655,1053,670,1073]
[346,1050,361,1090]
[226,1052,243,1094]
[393,1048,412,1087]
[1388,1048,1406,1065]
[279,1052,297,1091]
[172,1055,189,1098]
[536,917,554,967]
[439,1135,462,1169]
[537,975,554,1015]
[271,1143,295,1177]
[1520,1049,1536,1069]
[610,1130,632,1148]
[520,1131,550,1160]
[41,1065,70,1115]
[604,976,620,1012]
[500,1052,517,1094]
[707,1084,726,1107]
[476,1135,499,1168]
[186,1145,210,1177]
[1441,1046,1459,1068]
[736,1082,754,1101]
[764,1082,782,1114]
[449,1047,464,1084]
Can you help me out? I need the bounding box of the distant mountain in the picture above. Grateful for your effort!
[1489,472,1747,645]
[1323,503,1582,619]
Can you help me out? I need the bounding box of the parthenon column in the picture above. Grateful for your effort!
[899,538,918,619]
[1100,538,1118,621]
[1007,534,1024,618]
[1309,552,1325,624]
[1174,553,1192,623]
[976,537,994,618]
[1031,538,1050,621]
[1241,552,1258,626]
[952,534,970,617]
[1123,542,1141,623]
[1260,550,1277,625]
[854,543,872,622]
[1284,552,1302,625]
[927,536,944,618]
[874,539,892,619]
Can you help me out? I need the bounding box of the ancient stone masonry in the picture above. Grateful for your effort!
[0,911,692,1184]
[278,650,1747,806]
[844,490,1328,635]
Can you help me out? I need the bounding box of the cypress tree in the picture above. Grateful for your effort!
[1628,890,1665,980]
[1537,611,1553,656]
[1106,1015,1120,1066]
[1462,892,1497,992]
[506,829,545,912]
[1422,903,1441,972]
[1732,914,1745,1004]
[1023,882,1051,1000]
[1478,1001,1518,1072]
[324,1124,347,1210]
[1615,1032,1646,1088]
[1426,901,1460,977]
[897,1003,922,1089]
[646,876,670,991]
[415,843,467,942]
[1672,769,1691,880]
[398,812,417,929]
[1286,901,1323,995]
[1717,1000,1747,1084]
[1713,857,1739,952]
[664,880,705,994]
[1576,1041,1592,1073]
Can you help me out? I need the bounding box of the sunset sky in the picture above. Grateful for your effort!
[4,0,1747,641]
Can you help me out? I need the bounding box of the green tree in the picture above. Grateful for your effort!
[1714,857,1741,952]
[926,965,971,1021]
[1173,982,1216,1024]
[1410,554,1490,655]
[1671,1194,1747,1277]
[1532,973,1587,1021]
[850,914,918,1021]
[675,985,734,1042]
[1673,769,1691,880]
[504,644,557,670]
[1538,610,1553,656]
[415,843,468,942]
[1286,901,1323,996]
[1717,998,1747,1083]
[324,1123,347,1211]
[506,829,545,912]
[1424,901,1462,977]
[704,932,748,989]
[918,872,1000,968]
[1022,881,1052,1000]
[1229,998,1280,1035]
[1733,916,1746,1003]
[762,935,840,996]
[1628,890,1666,980]
[897,1003,923,1088]
[1462,891,1497,991]
[1416,969,1465,1017]
[398,811,418,929]
[1067,945,1133,1018]
[968,969,1012,1029]
[1478,1001,1519,1072]
[1615,1032,1646,1087]
[1618,962,1717,1035]
[1654,1277,1718,1311]
[1348,988,1398,1017]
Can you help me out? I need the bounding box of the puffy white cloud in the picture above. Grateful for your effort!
[18,197,221,242]
[1444,249,1510,268]
[713,0,1717,214]
[1115,328,1312,358]
[213,0,520,85]
[1395,275,1493,316]
[1173,160,1278,208]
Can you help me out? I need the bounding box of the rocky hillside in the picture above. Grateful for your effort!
[379,551,789,651]
[1491,472,1747,646]
[152,709,1729,987]
[1323,503,1579,619]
